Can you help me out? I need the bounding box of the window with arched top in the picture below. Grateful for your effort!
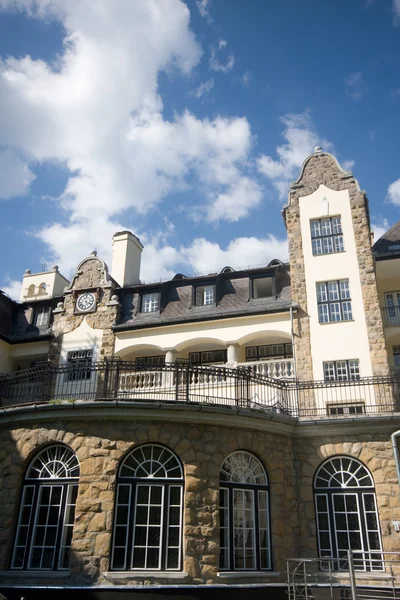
[111,444,183,572]
[38,282,47,294]
[219,451,271,571]
[314,456,383,571]
[11,445,80,571]
[27,284,35,296]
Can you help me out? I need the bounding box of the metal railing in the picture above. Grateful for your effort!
[0,361,400,418]
[381,306,400,327]
[287,551,400,599]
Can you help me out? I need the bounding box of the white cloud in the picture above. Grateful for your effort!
[343,159,355,171]
[393,0,400,22]
[257,111,325,199]
[387,179,400,206]
[0,0,263,271]
[178,235,288,275]
[0,149,35,199]
[206,177,263,222]
[189,77,214,99]
[196,0,212,23]
[371,218,389,243]
[1,278,21,301]
[209,40,235,73]
[345,72,367,101]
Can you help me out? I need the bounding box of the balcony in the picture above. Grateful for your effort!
[0,361,400,419]
[381,305,400,326]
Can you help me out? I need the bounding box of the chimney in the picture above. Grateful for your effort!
[111,231,143,287]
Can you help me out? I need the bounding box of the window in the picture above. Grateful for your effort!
[385,292,400,325]
[27,284,35,296]
[310,216,344,256]
[317,280,352,323]
[66,349,93,381]
[393,346,400,371]
[111,444,183,571]
[38,282,47,294]
[195,285,214,306]
[314,456,382,572]
[34,307,50,328]
[252,277,274,299]
[327,403,365,415]
[142,293,159,313]
[219,451,271,571]
[323,360,360,382]
[246,343,293,362]
[11,445,79,571]
[189,350,227,364]
[135,356,165,367]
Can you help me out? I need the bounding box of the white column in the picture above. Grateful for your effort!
[227,344,239,366]
[165,350,177,363]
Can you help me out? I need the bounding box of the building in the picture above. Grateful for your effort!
[0,147,400,599]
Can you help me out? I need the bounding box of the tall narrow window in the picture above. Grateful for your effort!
[314,456,382,572]
[317,280,352,323]
[310,216,344,256]
[219,451,271,572]
[111,444,183,572]
[11,445,79,571]
[34,307,50,327]
[66,349,93,381]
[385,292,400,325]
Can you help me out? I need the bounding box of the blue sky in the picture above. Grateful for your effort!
[1,0,400,298]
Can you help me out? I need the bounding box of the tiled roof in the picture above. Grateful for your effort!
[373,221,400,254]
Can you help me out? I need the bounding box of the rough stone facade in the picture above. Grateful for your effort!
[49,254,119,364]
[0,409,399,588]
[283,151,389,388]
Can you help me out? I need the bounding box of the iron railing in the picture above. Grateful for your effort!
[0,361,400,418]
[287,551,400,599]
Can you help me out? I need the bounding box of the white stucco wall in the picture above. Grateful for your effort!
[59,318,103,364]
[20,270,70,302]
[299,184,373,380]
[114,312,292,358]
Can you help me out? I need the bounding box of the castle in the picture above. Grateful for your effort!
[0,147,399,599]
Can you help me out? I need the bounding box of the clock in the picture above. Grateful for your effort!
[76,292,96,312]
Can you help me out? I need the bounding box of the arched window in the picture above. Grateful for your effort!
[314,456,382,571]
[219,451,271,571]
[38,282,47,294]
[27,284,35,296]
[111,444,183,571]
[11,445,79,571]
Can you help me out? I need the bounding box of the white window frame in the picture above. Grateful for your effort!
[34,307,50,327]
[317,280,352,323]
[323,359,360,382]
[310,216,344,256]
[195,285,214,306]
[142,292,160,313]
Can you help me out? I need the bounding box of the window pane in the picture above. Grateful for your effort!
[317,283,327,303]
[328,282,339,301]
[332,217,342,234]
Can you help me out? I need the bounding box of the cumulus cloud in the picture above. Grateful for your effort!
[387,179,400,206]
[0,0,264,272]
[1,278,21,301]
[393,0,400,23]
[343,159,355,171]
[371,218,389,243]
[209,39,235,73]
[257,111,326,199]
[0,149,35,199]
[345,72,367,101]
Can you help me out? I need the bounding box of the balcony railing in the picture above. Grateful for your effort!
[238,358,295,378]
[381,305,400,326]
[0,361,399,419]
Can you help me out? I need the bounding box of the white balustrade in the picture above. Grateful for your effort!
[237,359,295,379]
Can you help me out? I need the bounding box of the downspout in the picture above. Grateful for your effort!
[391,430,400,485]
[290,306,299,416]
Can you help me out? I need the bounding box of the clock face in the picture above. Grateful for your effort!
[76,292,96,312]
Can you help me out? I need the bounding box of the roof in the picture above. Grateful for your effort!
[373,220,400,255]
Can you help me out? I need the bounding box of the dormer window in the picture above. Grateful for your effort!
[195,285,214,306]
[142,292,159,313]
[34,307,50,327]
[252,277,274,299]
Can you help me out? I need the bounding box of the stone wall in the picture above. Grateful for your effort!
[0,414,295,587]
[283,151,389,387]
[0,410,399,588]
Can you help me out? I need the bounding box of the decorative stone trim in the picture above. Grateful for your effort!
[104,571,189,581]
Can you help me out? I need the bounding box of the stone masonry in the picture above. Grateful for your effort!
[283,150,389,390]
